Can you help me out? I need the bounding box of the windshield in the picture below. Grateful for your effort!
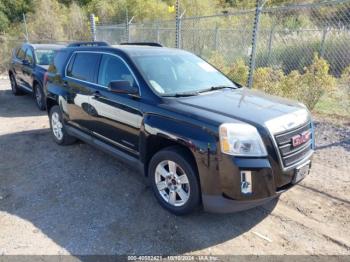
[35,49,57,65]
[132,52,235,96]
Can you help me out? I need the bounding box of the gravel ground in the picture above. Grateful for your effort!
[0,79,349,255]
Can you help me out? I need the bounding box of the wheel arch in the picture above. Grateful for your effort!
[45,85,69,115]
[143,136,199,178]
[32,78,42,89]
[46,97,58,114]
[141,114,219,196]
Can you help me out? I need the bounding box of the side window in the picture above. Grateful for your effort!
[97,54,136,87]
[50,50,68,73]
[66,54,76,75]
[67,53,100,83]
[17,46,26,60]
[25,48,34,65]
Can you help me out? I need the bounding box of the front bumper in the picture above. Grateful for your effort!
[202,193,279,213]
[197,116,314,213]
[201,155,312,213]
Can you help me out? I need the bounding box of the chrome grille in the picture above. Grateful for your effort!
[274,121,313,168]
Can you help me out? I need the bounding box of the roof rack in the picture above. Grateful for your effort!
[120,42,163,47]
[67,41,109,47]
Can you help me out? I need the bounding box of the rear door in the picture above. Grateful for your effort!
[12,45,27,88]
[64,52,102,131]
[22,46,35,91]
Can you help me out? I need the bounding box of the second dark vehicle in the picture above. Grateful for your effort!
[45,42,314,215]
[8,43,64,110]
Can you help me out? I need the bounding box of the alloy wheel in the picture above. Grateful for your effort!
[51,112,63,141]
[155,160,190,207]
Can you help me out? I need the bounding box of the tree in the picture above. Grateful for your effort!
[27,0,65,40]
[0,0,34,32]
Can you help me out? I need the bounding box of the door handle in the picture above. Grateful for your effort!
[94,91,101,98]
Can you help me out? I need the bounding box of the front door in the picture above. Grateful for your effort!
[88,53,142,156]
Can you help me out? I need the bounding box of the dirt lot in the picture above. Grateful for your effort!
[0,79,349,255]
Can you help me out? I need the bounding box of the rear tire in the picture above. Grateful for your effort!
[149,147,201,215]
[34,83,46,110]
[49,105,76,145]
[9,74,22,95]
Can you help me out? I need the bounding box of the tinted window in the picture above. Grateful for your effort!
[35,49,56,65]
[49,50,68,73]
[68,53,100,83]
[17,46,26,60]
[97,54,136,87]
[25,48,34,65]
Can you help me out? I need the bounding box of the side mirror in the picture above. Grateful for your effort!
[22,59,30,66]
[108,80,138,95]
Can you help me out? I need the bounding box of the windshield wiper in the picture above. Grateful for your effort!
[198,85,237,93]
[162,85,236,97]
[162,91,199,97]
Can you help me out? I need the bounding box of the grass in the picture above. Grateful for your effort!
[313,84,350,119]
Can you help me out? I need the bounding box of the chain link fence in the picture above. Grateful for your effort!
[255,0,350,77]
[95,0,350,80]
[180,11,256,63]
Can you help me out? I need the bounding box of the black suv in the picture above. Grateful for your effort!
[45,42,314,215]
[8,43,64,110]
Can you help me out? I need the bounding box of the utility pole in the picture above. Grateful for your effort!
[90,14,96,41]
[175,0,180,48]
[125,9,135,43]
[23,13,29,42]
[247,0,266,88]
[175,0,186,48]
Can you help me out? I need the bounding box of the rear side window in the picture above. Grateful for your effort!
[49,50,67,73]
[17,46,26,60]
[67,53,100,83]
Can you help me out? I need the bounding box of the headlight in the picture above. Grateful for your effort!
[219,123,267,157]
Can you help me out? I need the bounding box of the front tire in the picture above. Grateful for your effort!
[34,83,46,110]
[49,105,76,145]
[149,147,201,215]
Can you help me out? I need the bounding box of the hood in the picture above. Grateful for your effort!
[170,88,310,132]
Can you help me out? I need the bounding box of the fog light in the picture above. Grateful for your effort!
[240,170,252,194]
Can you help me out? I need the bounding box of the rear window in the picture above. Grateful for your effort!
[67,53,101,83]
[35,49,56,65]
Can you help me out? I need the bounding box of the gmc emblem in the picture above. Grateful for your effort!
[292,130,311,147]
